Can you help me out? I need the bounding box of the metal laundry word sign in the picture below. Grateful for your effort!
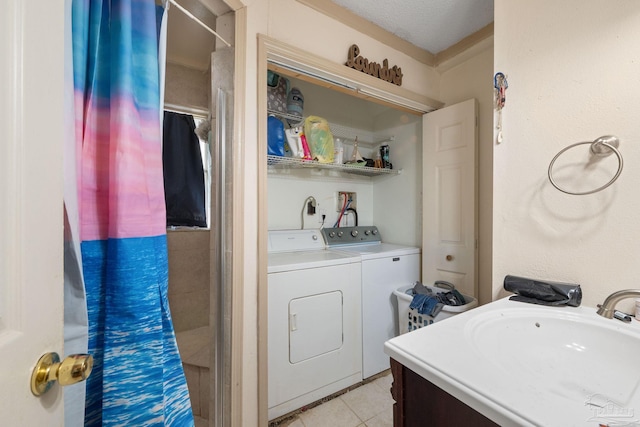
[345,44,403,86]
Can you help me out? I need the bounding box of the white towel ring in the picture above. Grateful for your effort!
[548,135,623,196]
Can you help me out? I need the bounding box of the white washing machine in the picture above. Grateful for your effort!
[322,226,420,379]
[267,229,362,420]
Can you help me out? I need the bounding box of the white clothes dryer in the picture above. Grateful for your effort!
[267,229,362,420]
[322,226,420,379]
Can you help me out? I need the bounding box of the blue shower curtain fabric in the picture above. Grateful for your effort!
[71,0,194,425]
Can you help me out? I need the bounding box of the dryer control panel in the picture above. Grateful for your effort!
[268,229,325,253]
[322,226,382,246]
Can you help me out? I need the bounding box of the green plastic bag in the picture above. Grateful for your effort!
[303,116,334,163]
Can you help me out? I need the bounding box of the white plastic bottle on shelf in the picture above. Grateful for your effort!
[334,138,344,164]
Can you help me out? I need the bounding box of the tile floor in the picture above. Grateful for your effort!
[271,372,394,427]
[177,326,394,427]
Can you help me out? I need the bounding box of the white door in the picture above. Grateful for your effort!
[0,0,66,424]
[422,99,478,298]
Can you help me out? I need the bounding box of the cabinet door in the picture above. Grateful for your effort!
[422,99,478,298]
[390,359,499,427]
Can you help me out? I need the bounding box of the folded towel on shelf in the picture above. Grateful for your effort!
[503,275,582,307]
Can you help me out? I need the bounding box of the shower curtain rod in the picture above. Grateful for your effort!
[167,0,232,48]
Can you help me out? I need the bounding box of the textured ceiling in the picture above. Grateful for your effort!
[332,0,494,54]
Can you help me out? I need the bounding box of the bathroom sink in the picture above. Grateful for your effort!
[464,307,640,406]
[385,298,640,426]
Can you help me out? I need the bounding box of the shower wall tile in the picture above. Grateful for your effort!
[184,363,201,416]
[167,230,210,332]
[200,367,210,419]
[167,229,210,252]
[170,289,209,332]
[176,326,209,367]
[168,250,209,295]
[165,62,210,112]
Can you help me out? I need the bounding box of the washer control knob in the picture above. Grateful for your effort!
[337,231,343,237]
[372,229,378,235]
[364,230,370,236]
[351,230,359,237]
[312,235,318,240]
[329,232,336,238]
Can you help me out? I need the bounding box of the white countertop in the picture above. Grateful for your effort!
[384,297,640,427]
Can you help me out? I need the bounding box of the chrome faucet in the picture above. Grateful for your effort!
[596,289,640,318]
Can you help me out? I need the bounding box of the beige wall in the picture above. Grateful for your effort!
[167,230,210,332]
[439,40,494,305]
[267,0,441,98]
[165,62,210,112]
[493,0,640,310]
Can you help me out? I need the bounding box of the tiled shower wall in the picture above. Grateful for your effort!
[167,230,210,332]
[167,229,210,423]
[165,62,209,112]
[164,61,213,425]
[164,61,211,333]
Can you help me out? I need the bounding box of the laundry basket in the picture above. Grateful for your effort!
[394,284,478,334]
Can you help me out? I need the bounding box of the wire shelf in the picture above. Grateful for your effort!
[267,155,400,177]
[267,109,391,146]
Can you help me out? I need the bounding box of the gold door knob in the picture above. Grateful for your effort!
[446,255,453,261]
[31,352,93,396]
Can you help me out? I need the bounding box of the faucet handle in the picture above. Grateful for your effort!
[597,289,640,319]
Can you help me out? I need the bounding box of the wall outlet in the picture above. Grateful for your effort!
[336,191,357,212]
[307,200,316,215]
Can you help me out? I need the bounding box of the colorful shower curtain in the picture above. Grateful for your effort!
[71,0,193,425]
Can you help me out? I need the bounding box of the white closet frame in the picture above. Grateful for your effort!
[256,33,443,426]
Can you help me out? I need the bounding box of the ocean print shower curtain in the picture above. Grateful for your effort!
[71,0,193,424]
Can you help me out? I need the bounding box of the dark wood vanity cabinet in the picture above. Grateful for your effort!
[390,358,499,427]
